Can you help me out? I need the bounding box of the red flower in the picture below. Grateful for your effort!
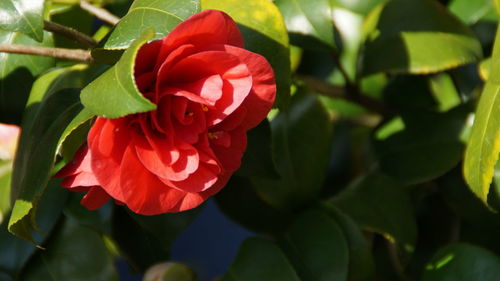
[57,10,276,215]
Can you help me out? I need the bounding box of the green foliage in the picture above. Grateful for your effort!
[0,0,44,42]
[81,29,156,117]
[1,0,500,280]
[464,26,500,205]
[363,0,483,75]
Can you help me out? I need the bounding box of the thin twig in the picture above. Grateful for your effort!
[43,20,97,48]
[80,0,120,25]
[295,74,391,115]
[0,44,93,63]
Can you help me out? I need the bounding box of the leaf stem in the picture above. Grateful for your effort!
[0,44,93,63]
[295,74,391,115]
[43,20,98,48]
[80,0,120,25]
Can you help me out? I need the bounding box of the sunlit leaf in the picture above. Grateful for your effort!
[0,0,44,41]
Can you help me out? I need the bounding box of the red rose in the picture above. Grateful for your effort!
[56,10,276,215]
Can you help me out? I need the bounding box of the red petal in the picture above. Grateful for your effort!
[156,9,244,68]
[135,39,162,76]
[211,128,247,172]
[89,118,131,203]
[224,45,276,130]
[119,145,186,215]
[80,187,112,210]
[160,163,218,193]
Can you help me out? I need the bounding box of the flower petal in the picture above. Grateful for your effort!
[119,145,186,215]
[156,9,244,68]
[80,187,112,210]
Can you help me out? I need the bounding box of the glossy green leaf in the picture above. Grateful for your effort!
[332,172,417,250]
[429,73,462,112]
[221,237,301,281]
[362,0,482,75]
[275,0,335,48]
[281,210,349,281]
[0,30,54,124]
[321,204,376,281]
[252,91,333,211]
[464,25,500,204]
[0,180,67,278]
[202,0,291,109]
[93,0,199,57]
[8,89,82,243]
[237,119,278,178]
[111,206,200,272]
[0,0,44,42]
[82,29,156,118]
[448,0,495,24]
[375,105,471,185]
[423,243,500,281]
[21,218,118,281]
[0,161,12,222]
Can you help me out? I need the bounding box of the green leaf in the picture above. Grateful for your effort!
[463,25,500,204]
[0,179,67,278]
[320,204,376,281]
[362,0,482,75]
[275,0,335,49]
[216,176,294,234]
[82,29,156,118]
[0,161,13,221]
[92,0,200,58]
[0,30,55,124]
[423,243,500,281]
[8,89,82,243]
[332,0,387,15]
[144,263,198,281]
[252,91,333,211]
[281,210,349,281]
[237,119,278,178]
[221,237,301,281]
[332,172,417,250]
[202,0,291,109]
[21,218,118,281]
[0,0,44,42]
[111,206,200,272]
[448,0,495,25]
[375,105,471,185]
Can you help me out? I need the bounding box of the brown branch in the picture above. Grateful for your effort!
[0,44,93,63]
[43,20,98,48]
[295,74,391,115]
[80,0,120,25]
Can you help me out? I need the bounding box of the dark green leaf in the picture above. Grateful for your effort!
[275,0,336,48]
[0,30,54,124]
[464,26,500,204]
[320,204,376,281]
[237,119,278,178]
[252,91,333,211]
[216,176,294,234]
[374,105,471,185]
[93,0,199,52]
[21,218,118,281]
[332,172,417,250]
[0,0,44,41]
[111,206,200,272]
[362,0,482,75]
[82,29,156,118]
[8,89,82,243]
[423,243,500,281]
[202,0,291,109]
[220,237,301,281]
[0,179,67,278]
[281,210,349,281]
